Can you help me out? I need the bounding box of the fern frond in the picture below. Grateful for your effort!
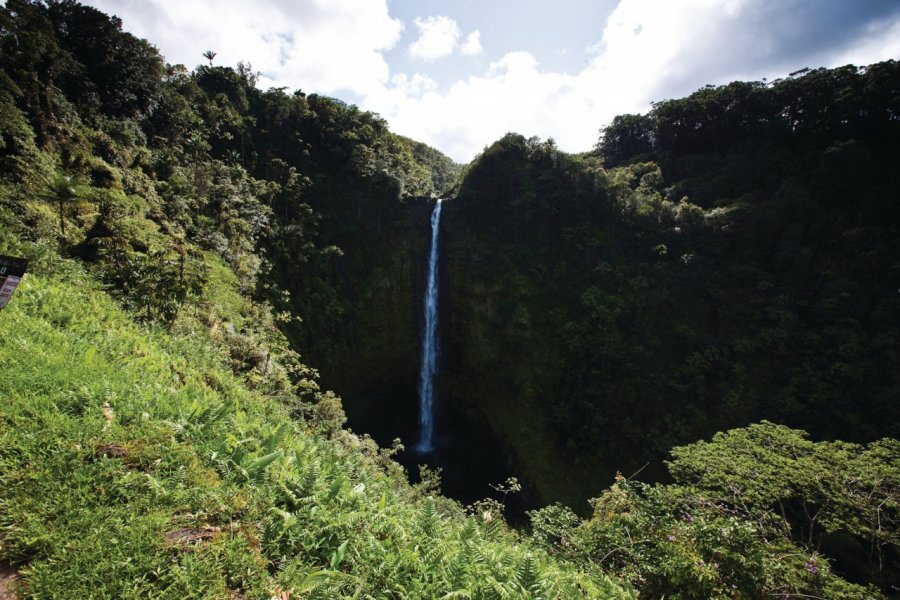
[300,460,321,495]
[325,474,345,502]
[515,553,540,596]
[419,497,438,538]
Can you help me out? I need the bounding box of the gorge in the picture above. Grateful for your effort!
[1,3,898,594]
[284,65,900,516]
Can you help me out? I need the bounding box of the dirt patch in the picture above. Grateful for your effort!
[96,443,128,457]
[165,526,221,552]
[0,563,20,600]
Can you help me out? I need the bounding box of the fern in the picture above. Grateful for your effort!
[262,506,299,557]
[243,448,283,482]
[262,422,290,454]
[459,518,479,544]
[515,553,541,596]
[325,474,346,502]
[488,578,516,599]
[342,509,369,533]
[294,569,342,593]
[419,542,442,569]
[185,397,235,435]
[277,475,303,509]
[444,544,471,588]
[419,497,438,538]
[300,459,321,494]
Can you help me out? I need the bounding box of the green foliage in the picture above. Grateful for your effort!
[443,62,900,533]
[528,503,581,556]
[597,113,655,166]
[571,477,882,599]
[0,270,633,598]
[1,3,899,598]
[399,134,463,196]
[46,0,164,119]
[667,421,900,590]
[40,171,82,240]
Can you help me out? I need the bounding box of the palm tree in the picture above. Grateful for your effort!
[202,50,217,66]
[44,173,79,241]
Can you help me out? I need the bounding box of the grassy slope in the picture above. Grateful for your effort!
[0,267,631,599]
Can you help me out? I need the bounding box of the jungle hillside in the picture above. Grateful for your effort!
[1,1,899,598]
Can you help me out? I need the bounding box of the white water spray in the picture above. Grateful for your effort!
[416,199,443,453]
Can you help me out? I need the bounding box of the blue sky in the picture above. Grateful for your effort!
[383,0,621,82]
[84,0,900,162]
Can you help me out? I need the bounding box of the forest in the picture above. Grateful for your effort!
[443,62,900,506]
[0,1,898,598]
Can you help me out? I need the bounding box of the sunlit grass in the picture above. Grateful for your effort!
[0,273,632,598]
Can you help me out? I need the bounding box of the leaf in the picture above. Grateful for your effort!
[325,476,344,502]
[294,570,343,593]
[329,540,348,570]
[244,449,283,482]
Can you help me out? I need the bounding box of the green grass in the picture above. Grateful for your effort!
[0,272,633,598]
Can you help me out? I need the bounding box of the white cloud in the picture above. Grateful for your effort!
[828,17,900,68]
[389,73,438,97]
[407,17,482,61]
[82,0,403,97]
[408,16,460,62]
[370,0,900,162]
[460,30,483,56]
[367,52,584,163]
[370,0,741,160]
[83,0,900,163]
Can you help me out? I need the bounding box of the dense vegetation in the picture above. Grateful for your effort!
[0,1,898,597]
[442,63,900,505]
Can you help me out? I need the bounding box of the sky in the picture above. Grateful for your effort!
[81,0,900,163]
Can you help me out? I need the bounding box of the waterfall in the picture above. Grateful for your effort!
[416,199,443,453]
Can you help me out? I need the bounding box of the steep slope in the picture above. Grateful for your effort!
[441,63,900,508]
[1,2,898,596]
[0,264,636,598]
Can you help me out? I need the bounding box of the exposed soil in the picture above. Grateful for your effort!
[0,563,20,600]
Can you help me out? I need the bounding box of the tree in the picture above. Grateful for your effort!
[203,50,217,66]
[667,422,900,590]
[127,246,207,322]
[597,114,655,166]
[43,173,80,242]
[0,0,77,143]
[46,0,164,119]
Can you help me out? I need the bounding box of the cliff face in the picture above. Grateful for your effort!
[438,139,620,508]
[282,64,900,513]
[273,198,432,443]
[271,195,530,508]
[322,201,432,443]
[434,88,900,506]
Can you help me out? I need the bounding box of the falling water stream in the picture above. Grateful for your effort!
[415,199,442,453]
[340,197,525,512]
